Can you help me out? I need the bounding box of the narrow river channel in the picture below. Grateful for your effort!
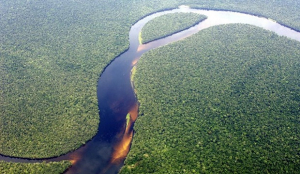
[1,6,300,174]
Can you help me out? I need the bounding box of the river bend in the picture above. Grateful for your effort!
[1,6,300,174]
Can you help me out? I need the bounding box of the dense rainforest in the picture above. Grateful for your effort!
[121,24,300,173]
[1,0,300,173]
[141,13,207,44]
[0,161,70,174]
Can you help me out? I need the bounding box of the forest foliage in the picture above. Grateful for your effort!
[0,161,71,174]
[141,13,207,44]
[1,0,299,159]
[1,0,300,173]
[121,24,300,173]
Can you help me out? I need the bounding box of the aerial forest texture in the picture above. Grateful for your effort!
[141,13,207,44]
[0,161,70,174]
[121,24,300,173]
[1,0,299,173]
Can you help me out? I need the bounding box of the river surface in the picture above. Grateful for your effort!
[1,6,300,174]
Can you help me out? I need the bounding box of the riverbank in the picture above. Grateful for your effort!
[1,1,300,173]
[122,24,300,173]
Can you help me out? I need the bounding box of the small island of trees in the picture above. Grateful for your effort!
[141,13,207,44]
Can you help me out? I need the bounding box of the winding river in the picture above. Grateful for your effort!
[1,6,300,174]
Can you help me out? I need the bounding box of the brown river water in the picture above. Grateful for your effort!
[1,6,300,174]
